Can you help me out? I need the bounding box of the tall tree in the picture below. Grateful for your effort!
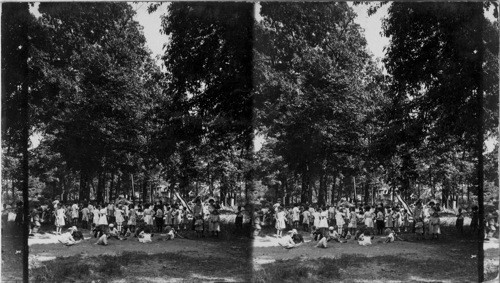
[30,3,163,202]
[158,2,254,201]
[255,2,387,203]
[1,3,37,282]
[382,3,498,280]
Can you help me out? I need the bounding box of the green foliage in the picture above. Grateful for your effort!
[377,2,499,205]
[382,2,498,148]
[159,2,254,202]
[1,3,34,150]
[255,2,389,204]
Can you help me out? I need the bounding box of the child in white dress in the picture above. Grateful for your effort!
[209,209,220,237]
[55,204,66,235]
[275,207,286,238]
[335,209,345,236]
[114,206,125,233]
[429,212,440,239]
[363,206,374,235]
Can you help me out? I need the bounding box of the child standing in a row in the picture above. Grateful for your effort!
[275,206,286,238]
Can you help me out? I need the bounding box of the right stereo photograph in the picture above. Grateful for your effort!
[251,2,499,282]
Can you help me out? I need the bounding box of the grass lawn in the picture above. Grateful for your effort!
[1,223,24,282]
[253,216,499,282]
[29,223,252,282]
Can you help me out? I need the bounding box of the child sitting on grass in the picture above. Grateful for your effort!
[138,227,152,243]
[58,226,81,246]
[108,224,126,240]
[358,230,374,246]
[95,233,109,246]
[279,229,301,249]
[164,226,175,240]
[382,228,403,243]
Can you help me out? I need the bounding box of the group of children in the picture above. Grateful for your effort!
[276,225,402,250]
[259,199,500,246]
[44,197,228,245]
[271,203,413,240]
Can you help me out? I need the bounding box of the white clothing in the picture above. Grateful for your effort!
[313,212,321,228]
[59,232,76,245]
[358,235,372,246]
[335,211,345,226]
[138,232,152,243]
[318,211,329,228]
[98,208,108,225]
[292,207,300,222]
[278,235,296,249]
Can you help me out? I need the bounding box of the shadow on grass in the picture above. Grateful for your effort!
[31,250,252,282]
[253,253,478,283]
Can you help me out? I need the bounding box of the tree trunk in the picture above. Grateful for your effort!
[300,170,309,204]
[142,177,148,203]
[318,173,327,206]
[79,170,90,202]
[109,172,115,203]
[150,181,154,203]
[130,174,135,204]
[364,178,370,205]
[474,6,485,280]
[96,171,105,204]
[467,183,470,203]
[371,186,375,206]
[442,180,449,209]
[331,173,337,205]
[353,176,357,206]
[284,178,290,206]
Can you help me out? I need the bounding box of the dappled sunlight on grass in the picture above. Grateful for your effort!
[253,254,479,282]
